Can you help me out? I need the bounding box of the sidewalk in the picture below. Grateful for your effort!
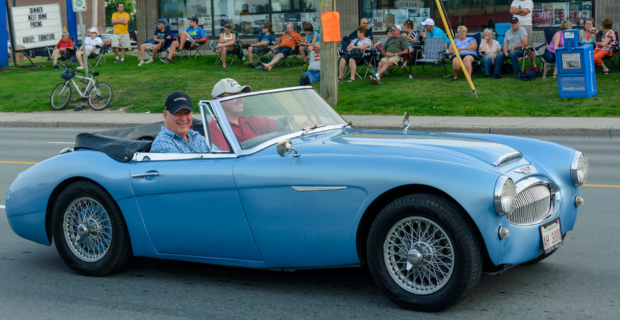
[1,110,619,138]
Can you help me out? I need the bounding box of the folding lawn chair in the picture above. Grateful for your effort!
[495,22,533,73]
[88,44,107,67]
[278,45,303,67]
[180,25,208,60]
[602,31,619,69]
[413,37,448,78]
[532,28,559,72]
[343,47,379,79]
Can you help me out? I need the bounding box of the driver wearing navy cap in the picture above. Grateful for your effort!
[150,92,210,153]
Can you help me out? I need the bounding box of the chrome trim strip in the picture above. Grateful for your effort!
[131,172,159,178]
[493,151,523,167]
[292,186,348,192]
[199,86,313,104]
[133,152,237,161]
[197,102,211,152]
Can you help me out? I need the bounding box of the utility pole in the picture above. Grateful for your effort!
[319,0,337,106]
[92,0,97,29]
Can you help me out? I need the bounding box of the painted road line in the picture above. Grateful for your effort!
[0,205,5,209]
[46,142,74,144]
[583,184,620,188]
[0,161,39,165]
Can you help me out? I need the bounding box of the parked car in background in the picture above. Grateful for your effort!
[100,34,113,53]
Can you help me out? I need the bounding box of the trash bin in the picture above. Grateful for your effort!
[555,29,597,98]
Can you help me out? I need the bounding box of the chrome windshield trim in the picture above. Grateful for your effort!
[200,86,314,104]
[493,151,523,167]
[236,124,343,156]
[198,103,211,152]
[132,152,237,162]
[292,186,348,192]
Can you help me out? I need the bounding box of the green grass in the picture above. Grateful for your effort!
[1,51,619,116]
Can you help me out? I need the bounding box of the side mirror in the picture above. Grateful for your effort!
[277,138,300,157]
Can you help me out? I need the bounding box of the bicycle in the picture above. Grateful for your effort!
[50,65,113,111]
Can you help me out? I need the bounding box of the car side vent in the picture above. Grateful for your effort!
[493,152,523,167]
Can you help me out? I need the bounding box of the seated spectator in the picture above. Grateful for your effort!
[300,43,321,85]
[579,18,596,45]
[541,20,572,79]
[402,20,420,56]
[161,17,207,64]
[447,26,478,82]
[342,18,372,52]
[299,23,320,66]
[216,24,237,68]
[338,27,372,82]
[138,19,172,66]
[244,22,275,68]
[260,23,302,71]
[593,18,617,75]
[76,28,103,69]
[494,17,529,79]
[52,32,75,71]
[151,91,209,153]
[419,19,450,48]
[374,28,392,51]
[369,25,409,85]
[479,28,502,77]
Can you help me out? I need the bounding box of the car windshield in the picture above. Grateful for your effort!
[214,88,345,151]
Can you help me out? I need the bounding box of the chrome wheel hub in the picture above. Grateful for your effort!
[384,217,455,295]
[63,197,112,262]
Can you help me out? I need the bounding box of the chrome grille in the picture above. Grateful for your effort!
[507,185,552,224]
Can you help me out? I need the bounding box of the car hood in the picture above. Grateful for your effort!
[315,129,525,170]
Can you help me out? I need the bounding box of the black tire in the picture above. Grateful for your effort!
[87,82,113,111]
[51,181,132,276]
[367,194,482,312]
[50,82,72,110]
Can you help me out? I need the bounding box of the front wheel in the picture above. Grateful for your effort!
[50,82,72,110]
[51,181,132,276]
[367,194,482,312]
[87,81,113,111]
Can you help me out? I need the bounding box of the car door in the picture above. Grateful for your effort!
[130,154,261,261]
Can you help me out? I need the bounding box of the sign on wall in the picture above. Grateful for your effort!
[72,0,87,12]
[11,4,64,50]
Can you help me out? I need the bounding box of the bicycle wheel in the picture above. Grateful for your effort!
[87,82,113,111]
[50,82,72,110]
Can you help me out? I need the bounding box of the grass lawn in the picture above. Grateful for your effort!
[1,50,619,116]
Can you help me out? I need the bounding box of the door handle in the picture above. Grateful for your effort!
[132,172,159,179]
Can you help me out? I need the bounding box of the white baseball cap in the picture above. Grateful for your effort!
[212,78,252,99]
[421,19,435,26]
[391,25,402,31]
[88,27,98,33]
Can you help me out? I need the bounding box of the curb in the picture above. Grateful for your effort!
[0,121,617,138]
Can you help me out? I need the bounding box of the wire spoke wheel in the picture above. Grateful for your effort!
[63,197,112,262]
[87,81,113,111]
[50,82,72,110]
[383,217,454,295]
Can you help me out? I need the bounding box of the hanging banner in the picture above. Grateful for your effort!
[11,4,64,50]
[321,12,341,42]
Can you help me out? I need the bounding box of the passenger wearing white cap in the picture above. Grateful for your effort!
[419,18,450,46]
[76,27,103,69]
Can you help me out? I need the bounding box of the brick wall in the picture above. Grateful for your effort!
[595,0,620,32]
[7,0,106,31]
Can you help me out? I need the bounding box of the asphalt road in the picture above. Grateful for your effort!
[0,128,618,320]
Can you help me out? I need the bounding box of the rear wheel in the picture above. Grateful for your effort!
[367,194,482,312]
[87,82,113,111]
[51,181,132,276]
[50,82,72,110]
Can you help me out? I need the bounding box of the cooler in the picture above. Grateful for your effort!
[555,29,597,98]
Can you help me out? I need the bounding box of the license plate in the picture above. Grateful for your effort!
[540,218,563,254]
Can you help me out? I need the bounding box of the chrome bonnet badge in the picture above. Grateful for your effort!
[515,167,531,175]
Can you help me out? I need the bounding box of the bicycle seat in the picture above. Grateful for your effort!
[88,71,100,76]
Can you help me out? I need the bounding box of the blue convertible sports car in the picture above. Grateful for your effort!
[6,88,588,311]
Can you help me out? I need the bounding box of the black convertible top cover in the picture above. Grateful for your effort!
[74,119,205,162]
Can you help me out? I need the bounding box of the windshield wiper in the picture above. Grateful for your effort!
[300,124,326,137]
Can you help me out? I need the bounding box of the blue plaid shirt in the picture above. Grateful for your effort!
[151,126,209,153]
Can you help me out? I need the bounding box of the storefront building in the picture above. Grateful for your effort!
[135,0,618,44]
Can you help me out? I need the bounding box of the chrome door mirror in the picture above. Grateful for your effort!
[277,138,300,157]
[403,112,411,134]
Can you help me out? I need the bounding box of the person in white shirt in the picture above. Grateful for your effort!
[510,0,535,65]
[76,28,103,69]
[300,43,321,85]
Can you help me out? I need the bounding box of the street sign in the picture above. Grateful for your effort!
[10,4,64,50]
[72,0,87,12]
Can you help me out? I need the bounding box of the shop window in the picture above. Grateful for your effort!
[214,0,270,36]
[532,1,593,27]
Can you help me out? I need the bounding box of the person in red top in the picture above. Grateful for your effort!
[208,78,280,151]
[52,32,75,71]
[260,23,302,71]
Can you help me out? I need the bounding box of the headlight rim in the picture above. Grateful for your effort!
[494,175,516,215]
[570,151,589,187]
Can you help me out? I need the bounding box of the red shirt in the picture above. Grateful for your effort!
[279,32,302,49]
[208,116,278,151]
[56,38,74,50]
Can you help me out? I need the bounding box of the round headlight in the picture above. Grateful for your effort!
[571,151,589,186]
[494,176,516,215]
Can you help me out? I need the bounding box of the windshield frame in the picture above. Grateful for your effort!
[200,87,346,156]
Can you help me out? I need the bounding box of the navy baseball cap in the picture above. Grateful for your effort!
[155,19,167,25]
[165,92,193,114]
[510,17,519,24]
[189,16,198,22]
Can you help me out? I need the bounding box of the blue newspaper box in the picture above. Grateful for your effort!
[555,29,597,98]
